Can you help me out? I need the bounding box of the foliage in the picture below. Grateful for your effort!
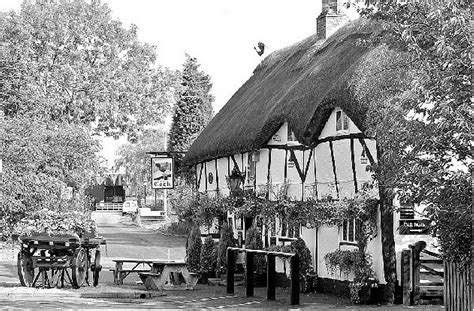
[185,226,202,273]
[200,235,217,275]
[12,196,97,238]
[324,249,378,303]
[170,189,229,227]
[245,224,266,274]
[115,128,166,204]
[168,54,214,178]
[1,117,100,238]
[290,238,313,278]
[424,174,471,264]
[324,249,359,276]
[216,222,235,274]
[164,221,193,236]
[2,0,175,136]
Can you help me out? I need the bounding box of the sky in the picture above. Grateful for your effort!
[0,0,323,167]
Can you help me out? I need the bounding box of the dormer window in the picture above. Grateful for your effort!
[336,110,349,132]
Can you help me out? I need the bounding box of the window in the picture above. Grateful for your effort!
[341,219,356,244]
[336,110,349,132]
[287,125,297,142]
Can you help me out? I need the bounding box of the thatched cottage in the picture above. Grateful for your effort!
[183,6,435,294]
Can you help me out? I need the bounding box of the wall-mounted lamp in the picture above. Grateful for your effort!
[226,166,245,196]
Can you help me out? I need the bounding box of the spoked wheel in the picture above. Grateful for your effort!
[91,250,101,287]
[17,252,35,287]
[71,248,87,288]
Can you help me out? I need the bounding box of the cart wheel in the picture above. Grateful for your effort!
[17,252,35,287]
[92,250,101,287]
[71,248,87,288]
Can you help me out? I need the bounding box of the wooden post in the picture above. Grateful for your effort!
[401,249,411,305]
[267,253,276,300]
[410,241,426,305]
[246,252,254,297]
[226,248,235,294]
[290,255,300,305]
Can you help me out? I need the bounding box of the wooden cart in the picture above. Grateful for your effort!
[17,234,106,288]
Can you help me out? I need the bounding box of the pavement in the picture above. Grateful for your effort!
[0,212,444,309]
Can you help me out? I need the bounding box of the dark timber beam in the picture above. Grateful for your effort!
[350,138,358,193]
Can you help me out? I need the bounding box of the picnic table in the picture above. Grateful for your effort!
[111,258,199,290]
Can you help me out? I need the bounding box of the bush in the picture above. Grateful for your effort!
[186,226,202,273]
[200,235,217,275]
[217,222,235,274]
[166,221,193,236]
[290,237,313,278]
[245,224,266,274]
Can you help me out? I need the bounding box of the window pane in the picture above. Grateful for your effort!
[336,111,342,131]
[342,220,348,241]
[349,219,355,241]
[343,115,349,130]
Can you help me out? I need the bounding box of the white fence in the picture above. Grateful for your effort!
[95,202,123,211]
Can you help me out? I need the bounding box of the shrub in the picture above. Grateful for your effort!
[245,224,266,274]
[166,221,193,236]
[217,223,235,274]
[290,237,313,279]
[186,226,202,273]
[200,235,217,275]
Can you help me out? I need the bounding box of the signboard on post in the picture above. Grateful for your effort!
[151,157,174,189]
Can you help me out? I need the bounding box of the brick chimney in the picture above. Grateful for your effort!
[316,0,350,39]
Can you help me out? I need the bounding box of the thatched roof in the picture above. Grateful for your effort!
[184,18,382,165]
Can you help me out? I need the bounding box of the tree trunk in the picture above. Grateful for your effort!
[379,188,397,303]
[377,145,398,303]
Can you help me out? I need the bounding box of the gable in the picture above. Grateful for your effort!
[318,107,362,140]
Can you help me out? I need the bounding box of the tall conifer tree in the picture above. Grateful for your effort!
[168,54,214,177]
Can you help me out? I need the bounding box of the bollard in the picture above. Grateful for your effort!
[226,248,235,294]
[290,255,300,305]
[267,253,276,300]
[246,252,254,297]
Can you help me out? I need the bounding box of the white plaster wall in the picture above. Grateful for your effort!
[194,112,391,284]
[319,107,362,139]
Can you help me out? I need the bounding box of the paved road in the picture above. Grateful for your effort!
[94,212,186,281]
[0,213,444,309]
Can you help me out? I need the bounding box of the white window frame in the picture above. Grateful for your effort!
[341,218,357,244]
[335,110,350,133]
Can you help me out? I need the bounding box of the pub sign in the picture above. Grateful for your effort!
[151,157,174,189]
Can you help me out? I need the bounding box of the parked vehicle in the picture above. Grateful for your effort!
[122,200,138,216]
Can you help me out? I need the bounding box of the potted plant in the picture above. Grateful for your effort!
[186,226,202,273]
[349,252,379,304]
[216,222,235,277]
[199,235,217,284]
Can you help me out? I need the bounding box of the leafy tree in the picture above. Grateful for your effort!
[168,54,214,177]
[1,0,175,137]
[2,117,100,237]
[0,0,176,237]
[348,0,471,301]
[115,128,166,205]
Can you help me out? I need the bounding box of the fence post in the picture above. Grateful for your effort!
[246,251,254,297]
[267,253,276,300]
[226,248,235,294]
[410,241,426,305]
[290,254,300,305]
[401,249,411,306]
